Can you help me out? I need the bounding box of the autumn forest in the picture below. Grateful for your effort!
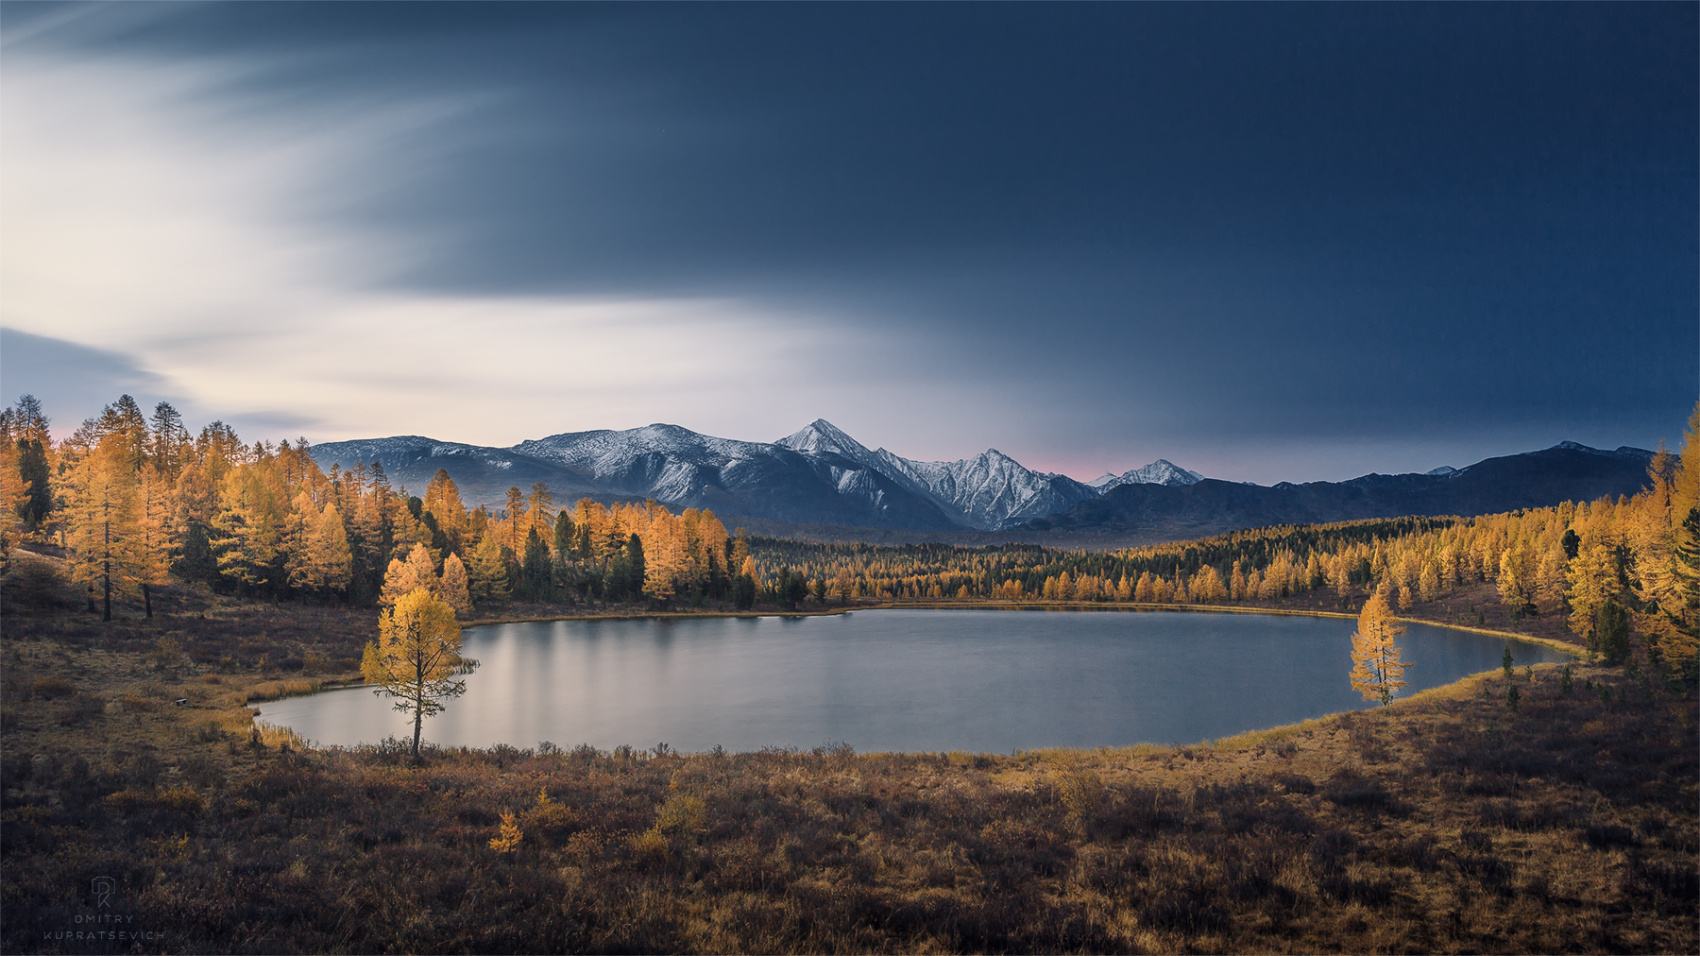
[2,394,1696,954]
[5,394,1696,684]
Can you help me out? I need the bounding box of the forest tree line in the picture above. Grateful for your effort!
[0,395,764,619]
[3,394,1695,683]
[745,410,1700,682]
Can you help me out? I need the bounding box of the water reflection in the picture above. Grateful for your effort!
[260,610,1572,754]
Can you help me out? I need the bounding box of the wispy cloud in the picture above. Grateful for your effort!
[0,43,918,448]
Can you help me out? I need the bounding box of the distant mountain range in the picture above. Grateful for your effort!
[311,419,1159,531]
[310,424,1653,541]
[1019,441,1655,541]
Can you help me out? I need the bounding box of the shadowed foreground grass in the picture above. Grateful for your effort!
[2,593,1695,953]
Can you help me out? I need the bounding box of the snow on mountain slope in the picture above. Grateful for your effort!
[776,419,882,465]
[310,436,604,505]
[316,419,1199,531]
[872,447,1100,530]
[513,423,963,529]
[778,419,1099,530]
[1095,459,1205,491]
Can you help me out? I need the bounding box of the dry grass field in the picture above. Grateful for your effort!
[2,550,1695,954]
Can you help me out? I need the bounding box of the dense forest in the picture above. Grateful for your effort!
[0,395,758,616]
[3,394,1696,685]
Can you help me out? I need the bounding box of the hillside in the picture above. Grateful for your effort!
[1023,443,1655,540]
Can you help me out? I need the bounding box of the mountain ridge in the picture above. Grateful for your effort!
[1019,442,1655,541]
[309,425,1652,542]
[312,419,1186,532]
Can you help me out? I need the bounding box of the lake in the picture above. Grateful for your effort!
[258,608,1573,754]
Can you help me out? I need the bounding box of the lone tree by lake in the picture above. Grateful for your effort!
[361,587,475,757]
[1350,592,1410,706]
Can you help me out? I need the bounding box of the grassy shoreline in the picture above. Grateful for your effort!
[3,579,1692,953]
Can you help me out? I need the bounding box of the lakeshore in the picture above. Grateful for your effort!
[3,582,1693,954]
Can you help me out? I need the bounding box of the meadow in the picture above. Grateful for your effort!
[2,551,1695,954]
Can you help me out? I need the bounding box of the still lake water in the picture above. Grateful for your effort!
[260,609,1571,754]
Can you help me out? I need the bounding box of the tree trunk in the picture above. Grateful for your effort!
[102,518,112,623]
[143,583,153,619]
[412,704,423,759]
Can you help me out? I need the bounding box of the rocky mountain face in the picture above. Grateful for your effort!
[313,420,1131,531]
[312,424,1650,542]
[775,420,1100,530]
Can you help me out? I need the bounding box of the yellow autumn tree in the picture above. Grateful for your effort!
[468,533,510,605]
[292,503,353,596]
[440,551,473,617]
[1566,540,1618,649]
[0,417,29,566]
[211,462,286,595]
[1349,592,1409,706]
[63,435,143,621]
[502,486,529,554]
[422,468,468,551]
[361,587,473,758]
[131,462,176,617]
[526,481,555,544]
[380,542,440,607]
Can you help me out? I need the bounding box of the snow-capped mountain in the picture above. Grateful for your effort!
[309,435,605,505]
[776,420,1102,530]
[313,419,1205,533]
[511,423,961,530]
[1092,459,1204,491]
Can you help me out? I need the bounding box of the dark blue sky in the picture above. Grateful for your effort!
[2,2,1694,482]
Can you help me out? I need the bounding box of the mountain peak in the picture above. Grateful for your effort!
[1545,441,1654,462]
[1100,459,1204,489]
[776,419,872,459]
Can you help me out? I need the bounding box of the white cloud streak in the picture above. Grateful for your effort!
[0,45,892,448]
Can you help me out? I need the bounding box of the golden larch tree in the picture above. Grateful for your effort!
[63,435,143,621]
[297,503,353,595]
[440,551,473,617]
[132,462,176,616]
[526,481,555,544]
[422,469,468,550]
[503,486,529,554]
[468,533,510,604]
[1566,540,1619,647]
[380,542,440,607]
[1349,592,1410,706]
[362,587,473,758]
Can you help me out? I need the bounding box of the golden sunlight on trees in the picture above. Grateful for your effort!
[468,533,510,605]
[502,486,529,554]
[1349,593,1409,706]
[361,587,473,758]
[423,468,467,551]
[20,390,1700,689]
[380,543,440,607]
[440,552,473,617]
[63,434,148,620]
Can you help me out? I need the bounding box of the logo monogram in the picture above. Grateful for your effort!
[91,876,115,908]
